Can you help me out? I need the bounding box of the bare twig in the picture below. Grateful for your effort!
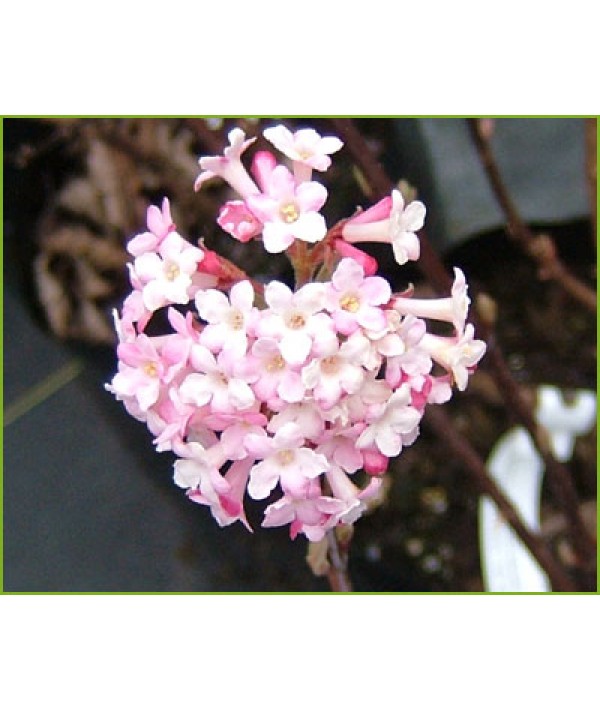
[466,118,596,312]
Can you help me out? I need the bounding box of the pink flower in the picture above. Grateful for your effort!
[420,323,486,391]
[188,457,253,532]
[195,280,257,357]
[245,423,329,500]
[325,257,391,335]
[246,165,328,253]
[262,484,347,541]
[235,337,306,408]
[218,417,269,462]
[383,314,432,388]
[132,232,205,311]
[113,290,150,340]
[392,267,470,334]
[263,125,343,182]
[356,384,422,457]
[173,442,227,490]
[194,128,259,198]
[301,335,368,410]
[217,200,263,243]
[266,402,325,442]
[324,464,383,525]
[109,334,169,412]
[150,386,197,454]
[179,345,255,413]
[342,189,426,265]
[257,280,334,365]
[314,427,365,474]
[127,198,176,257]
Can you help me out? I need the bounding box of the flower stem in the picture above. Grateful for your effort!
[326,528,353,593]
[288,241,313,287]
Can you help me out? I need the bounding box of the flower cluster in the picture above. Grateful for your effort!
[107,122,486,542]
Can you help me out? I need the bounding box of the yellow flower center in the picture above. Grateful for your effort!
[280,202,299,224]
[340,293,360,313]
[143,362,159,377]
[321,355,340,375]
[286,312,306,330]
[277,449,295,466]
[164,261,181,281]
[266,355,286,372]
[228,309,244,330]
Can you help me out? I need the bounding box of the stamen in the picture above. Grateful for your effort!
[286,312,306,330]
[280,202,299,224]
[164,261,181,281]
[228,309,244,330]
[143,362,159,377]
[277,449,295,465]
[340,293,360,313]
[321,356,340,375]
[266,355,286,372]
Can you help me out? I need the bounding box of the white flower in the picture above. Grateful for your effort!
[356,384,422,457]
[420,324,487,391]
[256,280,334,365]
[245,423,328,500]
[388,190,425,265]
[179,345,255,413]
[132,232,204,311]
[194,128,258,198]
[195,280,257,357]
[263,125,343,182]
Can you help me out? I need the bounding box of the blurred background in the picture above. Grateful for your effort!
[3,117,596,592]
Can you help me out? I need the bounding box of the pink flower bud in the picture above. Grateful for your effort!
[333,239,378,276]
[362,449,389,475]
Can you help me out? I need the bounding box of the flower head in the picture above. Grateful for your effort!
[107,121,486,543]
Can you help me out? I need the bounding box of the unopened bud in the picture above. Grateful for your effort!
[362,448,389,475]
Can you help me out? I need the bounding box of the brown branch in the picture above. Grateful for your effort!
[466,118,596,313]
[425,407,577,592]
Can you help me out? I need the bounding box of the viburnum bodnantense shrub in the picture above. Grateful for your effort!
[107,123,486,542]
